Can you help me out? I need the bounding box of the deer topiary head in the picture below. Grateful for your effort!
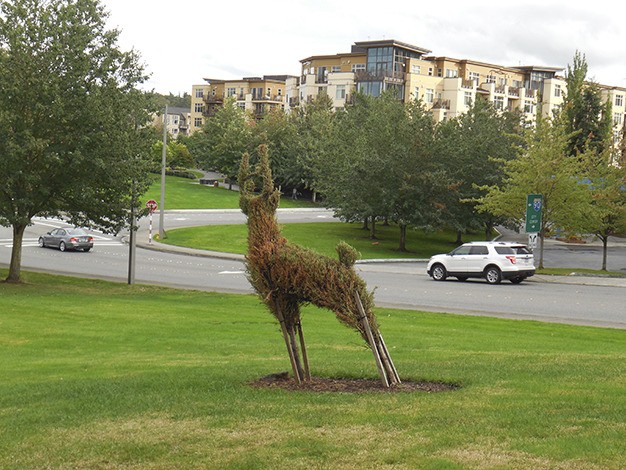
[238,144,281,216]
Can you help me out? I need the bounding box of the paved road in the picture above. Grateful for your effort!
[1,212,625,329]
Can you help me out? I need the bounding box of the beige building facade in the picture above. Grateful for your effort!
[289,39,571,125]
[190,39,626,143]
[190,75,292,133]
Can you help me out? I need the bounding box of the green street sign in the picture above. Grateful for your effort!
[525,194,543,233]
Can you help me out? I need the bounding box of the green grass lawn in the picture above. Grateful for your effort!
[159,222,485,259]
[142,174,315,210]
[1,270,625,468]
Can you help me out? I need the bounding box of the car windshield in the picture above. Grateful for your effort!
[66,228,88,236]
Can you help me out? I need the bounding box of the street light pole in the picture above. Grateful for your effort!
[159,105,168,240]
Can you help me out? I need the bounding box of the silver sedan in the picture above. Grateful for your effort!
[38,228,94,252]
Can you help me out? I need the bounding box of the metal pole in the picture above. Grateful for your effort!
[159,105,168,240]
[149,212,153,244]
[127,197,136,285]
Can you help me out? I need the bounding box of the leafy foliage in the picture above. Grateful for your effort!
[0,0,154,282]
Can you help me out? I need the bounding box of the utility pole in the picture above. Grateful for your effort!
[127,199,136,285]
[159,105,168,240]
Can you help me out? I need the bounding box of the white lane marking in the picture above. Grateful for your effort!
[219,270,245,275]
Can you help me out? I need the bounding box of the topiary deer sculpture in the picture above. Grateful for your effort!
[239,144,399,387]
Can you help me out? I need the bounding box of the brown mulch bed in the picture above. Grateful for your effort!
[250,372,460,393]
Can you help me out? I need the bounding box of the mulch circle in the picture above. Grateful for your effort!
[250,372,460,393]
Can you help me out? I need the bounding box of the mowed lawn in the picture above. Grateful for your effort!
[142,175,315,210]
[1,270,625,469]
[159,222,485,259]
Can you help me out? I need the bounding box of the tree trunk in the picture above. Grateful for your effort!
[7,223,27,283]
[601,236,608,271]
[370,216,377,240]
[312,191,317,203]
[398,224,407,252]
[485,223,493,241]
[455,230,463,245]
[362,218,369,231]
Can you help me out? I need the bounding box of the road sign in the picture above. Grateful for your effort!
[528,233,538,249]
[146,199,158,213]
[525,194,543,233]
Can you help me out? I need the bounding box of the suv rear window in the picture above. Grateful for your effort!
[512,246,530,254]
[494,247,515,255]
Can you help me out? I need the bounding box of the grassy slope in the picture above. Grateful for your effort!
[142,175,314,210]
[1,270,625,469]
[159,222,485,259]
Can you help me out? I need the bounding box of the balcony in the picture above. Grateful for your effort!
[432,99,451,110]
[251,94,285,102]
[461,79,475,89]
[354,70,405,83]
[289,97,300,107]
[204,96,224,105]
[508,87,520,97]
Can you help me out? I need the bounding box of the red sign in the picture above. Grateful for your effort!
[146,199,158,213]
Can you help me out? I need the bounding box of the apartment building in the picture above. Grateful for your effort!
[156,106,191,137]
[190,38,626,141]
[289,39,571,125]
[190,75,292,133]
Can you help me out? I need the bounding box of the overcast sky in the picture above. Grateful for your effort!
[102,0,626,96]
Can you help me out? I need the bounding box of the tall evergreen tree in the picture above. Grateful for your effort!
[562,51,612,157]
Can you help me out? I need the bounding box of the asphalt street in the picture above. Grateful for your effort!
[1,210,625,329]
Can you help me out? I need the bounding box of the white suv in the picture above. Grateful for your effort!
[426,241,535,285]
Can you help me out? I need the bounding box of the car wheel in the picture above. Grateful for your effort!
[83,247,91,252]
[431,263,447,281]
[510,277,524,284]
[456,277,468,282]
[59,241,66,252]
[485,266,502,285]
[38,237,45,248]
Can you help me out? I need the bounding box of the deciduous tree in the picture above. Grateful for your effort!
[0,0,154,282]
[475,118,592,268]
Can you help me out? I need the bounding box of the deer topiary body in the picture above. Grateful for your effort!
[239,145,399,386]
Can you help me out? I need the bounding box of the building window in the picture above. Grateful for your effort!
[194,117,203,127]
[425,88,434,103]
[411,64,421,74]
[336,85,346,100]
[613,113,620,125]
[195,88,204,98]
[437,68,443,77]
[237,102,246,110]
[464,91,472,107]
[499,77,507,86]
[445,69,458,78]
[469,71,480,83]
[227,87,236,97]
[278,88,282,96]
[493,96,504,110]
[554,84,561,97]
[413,87,419,100]
[332,65,341,72]
[351,63,365,72]
[616,95,624,107]
[512,79,523,88]
[428,67,433,76]
[194,103,204,113]
[486,75,496,84]
[524,100,534,113]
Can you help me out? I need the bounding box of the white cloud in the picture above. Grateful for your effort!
[102,0,626,94]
